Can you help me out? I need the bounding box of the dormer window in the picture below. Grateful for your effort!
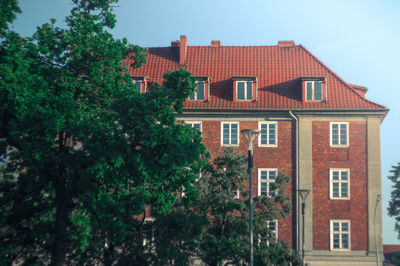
[133,76,147,93]
[232,76,257,102]
[237,81,253,100]
[306,81,322,101]
[188,77,209,101]
[300,77,326,102]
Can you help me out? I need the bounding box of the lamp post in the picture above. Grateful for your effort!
[374,194,382,266]
[298,189,310,266]
[241,129,260,266]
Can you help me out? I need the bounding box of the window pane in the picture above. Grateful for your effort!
[269,171,276,180]
[193,123,201,132]
[332,171,339,180]
[306,83,313,100]
[341,183,348,197]
[197,81,205,100]
[223,124,229,144]
[261,183,267,195]
[231,124,238,144]
[135,81,142,92]
[340,124,347,145]
[342,234,349,248]
[189,93,195,100]
[341,171,348,180]
[237,82,245,100]
[333,183,339,197]
[333,234,340,248]
[314,82,322,100]
[342,222,348,232]
[269,124,276,145]
[246,81,253,100]
[261,124,267,144]
[332,124,339,145]
[333,223,339,231]
[261,171,267,180]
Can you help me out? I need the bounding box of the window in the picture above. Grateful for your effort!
[330,122,348,147]
[258,122,277,147]
[143,218,155,250]
[134,80,143,92]
[221,122,239,146]
[189,81,205,101]
[268,220,278,243]
[186,121,202,132]
[233,189,240,199]
[330,220,350,251]
[258,169,277,196]
[330,169,350,200]
[306,81,322,101]
[236,81,253,100]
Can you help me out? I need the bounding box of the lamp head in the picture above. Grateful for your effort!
[241,129,260,151]
[297,189,311,202]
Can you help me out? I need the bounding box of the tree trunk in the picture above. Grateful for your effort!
[50,173,68,266]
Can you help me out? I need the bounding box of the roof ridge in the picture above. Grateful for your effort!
[298,45,387,110]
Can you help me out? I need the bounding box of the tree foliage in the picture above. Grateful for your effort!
[0,0,205,264]
[152,147,301,266]
[388,162,400,239]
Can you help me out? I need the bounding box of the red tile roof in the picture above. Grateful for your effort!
[128,40,387,111]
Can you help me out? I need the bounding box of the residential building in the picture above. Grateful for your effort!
[129,35,388,266]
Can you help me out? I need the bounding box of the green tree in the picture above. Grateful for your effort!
[153,147,300,266]
[0,0,205,264]
[388,162,400,239]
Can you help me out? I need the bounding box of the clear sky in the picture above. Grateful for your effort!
[11,0,400,244]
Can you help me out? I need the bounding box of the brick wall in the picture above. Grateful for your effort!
[201,120,295,247]
[312,121,368,251]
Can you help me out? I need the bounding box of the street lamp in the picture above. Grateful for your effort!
[298,189,310,266]
[374,194,382,266]
[241,129,260,266]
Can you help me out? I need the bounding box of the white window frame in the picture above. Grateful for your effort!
[221,122,239,146]
[258,168,277,196]
[305,81,323,101]
[330,122,349,147]
[189,81,206,101]
[330,220,351,251]
[236,81,253,101]
[258,121,278,147]
[186,121,202,132]
[330,168,350,200]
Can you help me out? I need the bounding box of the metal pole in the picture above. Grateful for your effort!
[248,149,253,266]
[302,202,305,266]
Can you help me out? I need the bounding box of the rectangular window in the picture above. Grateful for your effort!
[189,81,205,101]
[306,81,322,101]
[143,218,155,250]
[258,122,277,147]
[134,80,143,92]
[236,81,253,101]
[221,122,239,146]
[330,220,350,251]
[330,122,349,147]
[258,168,277,196]
[330,169,350,200]
[268,220,278,243]
[186,121,202,132]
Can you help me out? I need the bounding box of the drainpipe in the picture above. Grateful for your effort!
[289,111,299,252]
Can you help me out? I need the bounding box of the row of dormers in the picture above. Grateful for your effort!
[132,76,330,102]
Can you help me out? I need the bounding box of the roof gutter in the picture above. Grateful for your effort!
[289,110,299,252]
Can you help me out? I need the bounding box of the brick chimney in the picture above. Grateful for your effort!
[278,40,295,47]
[179,35,187,66]
[211,40,220,47]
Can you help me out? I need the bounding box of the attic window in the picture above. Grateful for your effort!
[300,77,326,102]
[133,76,147,93]
[232,77,257,102]
[188,77,210,101]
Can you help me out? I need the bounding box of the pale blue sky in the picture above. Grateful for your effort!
[12,0,400,244]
